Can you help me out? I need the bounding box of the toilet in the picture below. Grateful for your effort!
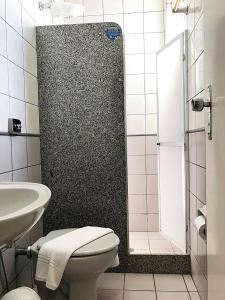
[31,228,120,300]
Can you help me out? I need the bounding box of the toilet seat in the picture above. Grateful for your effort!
[35,228,120,257]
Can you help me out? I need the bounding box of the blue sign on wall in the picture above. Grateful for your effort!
[106,26,122,41]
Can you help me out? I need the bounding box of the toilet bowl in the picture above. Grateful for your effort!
[31,229,120,300]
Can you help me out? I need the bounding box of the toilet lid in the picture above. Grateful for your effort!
[36,228,120,257]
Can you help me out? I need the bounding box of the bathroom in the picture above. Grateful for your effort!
[0,0,225,299]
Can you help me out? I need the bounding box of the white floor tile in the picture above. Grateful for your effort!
[154,274,187,292]
[130,239,149,250]
[124,291,156,300]
[157,291,190,300]
[129,232,148,240]
[149,240,173,250]
[183,275,197,292]
[125,273,154,291]
[148,232,164,240]
[98,289,124,300]
[150,249,174,255]
[129,249,151,255]
[98,273,124,290]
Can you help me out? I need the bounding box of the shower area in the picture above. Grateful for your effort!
[37,0,190,265]
[128,32,187,256]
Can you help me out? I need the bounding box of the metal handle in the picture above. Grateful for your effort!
[191,98,211,112]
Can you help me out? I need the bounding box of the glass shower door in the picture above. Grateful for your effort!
[157,33,187,252]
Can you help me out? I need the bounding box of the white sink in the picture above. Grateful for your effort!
[0,182,51,247]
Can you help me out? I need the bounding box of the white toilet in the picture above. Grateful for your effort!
[1,287,41,300]
[31,228,120,300]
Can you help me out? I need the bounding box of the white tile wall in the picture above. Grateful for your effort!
[0,0,42,186]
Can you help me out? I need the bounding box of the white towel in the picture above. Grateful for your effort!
[35,226,119,290]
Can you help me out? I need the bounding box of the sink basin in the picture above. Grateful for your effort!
[0,183,51,247]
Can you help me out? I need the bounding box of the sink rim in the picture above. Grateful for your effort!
[0,182,51,222]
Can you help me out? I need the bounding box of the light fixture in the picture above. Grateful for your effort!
[38,0,84,17]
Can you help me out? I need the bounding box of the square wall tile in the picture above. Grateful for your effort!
[126,95,145,115]
[144,12,164,33]
[125,34,144,54]
[124,13,143,34]
[128,156,145,175]
[129,195,147,213]
[125,273,154,291]
[0,136,12,173]
[126,74,145,95]
[147,195,159,213]
[128,174,146,194]
[146,94,157,114]
[103,0,123,14]
[26,104,40,134]
[84,0,103,16]
[147,175,158,194]
[12,136,27,170]
[27,137,41,166]
[146,155,158,174]
[146,114,157,134]
[129,213,148,231]
[0,0,5,19]
[196,166,206,203]
[104,14,123,31]
[8,62,25,101]
[0,94,10,132]
[144,33,164,53]
[189,132,197,164]
[126,54,144,75]
[28,165,41,183]
[147,214,159,231]
[21,0,34,18]
[22,8,36,48]
[0,172,12,182]
[0,55,9,95]
[189,163,197,196]
[145,54,156,73]
[127,136,145,155]
[127,115,145,135]
[0,17,7,57]
[13,168,28,182]
[23,40,37,76]
[10,98,26,133]
[7,25,23,68]
[84,15,103,23]
[146,136,157,154]
[123,0,143,13]
[145,74,157,94]
[6,0,22,35]
[24,72,38,105]
[144,0,164,12]
[196,131,206,168]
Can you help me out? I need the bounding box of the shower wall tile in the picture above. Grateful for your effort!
[144,0,164,12]
[128,156,146,175]
[0,1,43,296]
[125,34,144,54]
[103,0,123,14]
[104,14,123,30]
[129,213,148,232]
[123,0,143,14]
[126,95,145,115]
[0,94,10,132]
[129,195,147,214]
[127,136,145,156]
[84,15,103,23]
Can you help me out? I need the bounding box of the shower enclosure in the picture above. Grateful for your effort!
[129,32,188,255]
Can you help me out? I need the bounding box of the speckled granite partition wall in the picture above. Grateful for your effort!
[36,23,191,274]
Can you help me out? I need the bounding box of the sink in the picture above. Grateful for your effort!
[0,183,51,247]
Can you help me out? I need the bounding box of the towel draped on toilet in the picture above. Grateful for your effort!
[35,226,119,290]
